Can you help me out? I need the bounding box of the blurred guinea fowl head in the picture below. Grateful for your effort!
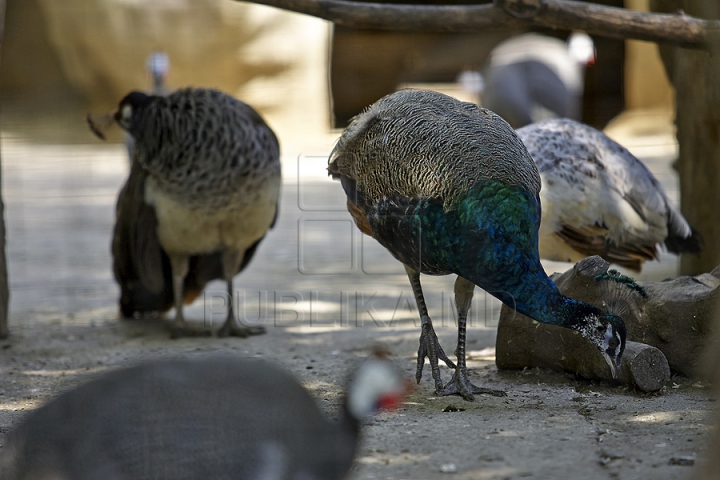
[345,349,412,419]
[146,51,170,88]
[568,32,595,65]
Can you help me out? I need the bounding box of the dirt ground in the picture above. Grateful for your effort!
[0,114,714,480]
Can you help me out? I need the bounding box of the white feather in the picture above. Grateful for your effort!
[518,118,692,265]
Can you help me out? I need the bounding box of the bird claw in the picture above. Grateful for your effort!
[416,319,456,392]
[439,367,507,401]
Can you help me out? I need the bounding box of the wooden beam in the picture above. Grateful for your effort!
[236,0,717,49]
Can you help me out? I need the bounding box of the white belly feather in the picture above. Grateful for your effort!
[145,176,281,256]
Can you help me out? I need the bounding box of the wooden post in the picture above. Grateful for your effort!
[651,0,720,276]
[0,0,8,339]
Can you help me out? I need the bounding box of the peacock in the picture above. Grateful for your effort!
[89,88,281,337]
[517,118,702,272]
[328,89,626,400]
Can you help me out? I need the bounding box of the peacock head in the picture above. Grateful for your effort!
[571,307,627,378]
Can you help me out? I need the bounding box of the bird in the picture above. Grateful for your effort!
[124,52,172,162]
[0,354,408,480]
[516,118,703,272]
[328,89,626,401]
[481,32,595,128]
[89,87,281,337]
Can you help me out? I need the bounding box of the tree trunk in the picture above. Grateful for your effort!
[651,0,720,276]
[0,0,8,339]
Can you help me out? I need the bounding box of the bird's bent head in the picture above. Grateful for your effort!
[573,309,626,378]
[86,91,153,140]
[115,91,153,132]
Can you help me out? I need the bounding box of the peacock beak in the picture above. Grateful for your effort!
[602,351,618,379]
[86,112,116,141]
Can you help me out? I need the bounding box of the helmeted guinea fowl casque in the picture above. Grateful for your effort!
[0,355,408,480]
[328,89,626,400]
[517,118,702,272]
[90,87,281,337]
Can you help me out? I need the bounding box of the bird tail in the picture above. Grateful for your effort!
[664,206,703,254]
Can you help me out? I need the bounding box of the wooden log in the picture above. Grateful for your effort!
[654,0,720,276]
[235,0,720,49]
[497,256,720,384]
[496,310,670,392]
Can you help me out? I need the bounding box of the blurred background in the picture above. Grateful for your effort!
[3,4,718,478]
[0,0,682,326]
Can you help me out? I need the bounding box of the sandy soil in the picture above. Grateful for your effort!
[0,124,714,480]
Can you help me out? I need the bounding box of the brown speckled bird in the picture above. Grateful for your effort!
[90,88,281,337]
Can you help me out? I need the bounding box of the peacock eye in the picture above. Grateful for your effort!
[596,325,606,333]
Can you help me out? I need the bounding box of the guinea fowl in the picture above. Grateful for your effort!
[0,355,408,480]
[517,118,702,272]
[328,89,626,400]
[481,33,595,128]
[90,87,281,337]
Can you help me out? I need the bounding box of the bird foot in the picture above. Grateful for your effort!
[216,320,266,338]
[416,318,456,392]
[438,367,507,401]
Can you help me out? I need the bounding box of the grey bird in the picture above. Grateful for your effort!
[517,118,702,272]
[89,87,281,337]
[481,33,595,128]
[328,89,626,400]
[0,355,409,480]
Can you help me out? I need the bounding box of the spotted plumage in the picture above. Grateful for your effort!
[517,118,702,272]
[92,87,281,337]
[0,355,407,480]
[329,89,626,400]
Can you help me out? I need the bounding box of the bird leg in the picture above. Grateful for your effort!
[168,254,195,338]
[217,250,266,338]
[405,265,456,393]
[167,254,210,338]
[440,276,506,400]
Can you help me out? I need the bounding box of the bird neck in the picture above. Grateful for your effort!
[445,182,594,330]
[490,269,593,330]
[339,401,362,456]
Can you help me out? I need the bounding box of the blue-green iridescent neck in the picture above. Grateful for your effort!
[370,180,589,329]
[449,182,582,327]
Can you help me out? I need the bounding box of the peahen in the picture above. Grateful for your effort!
[517,118,702,272]
[0,354,408,480]
[328,89,626,400]
[89,88,281,337]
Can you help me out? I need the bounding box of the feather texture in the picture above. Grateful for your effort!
[330,90,627,396]
[517,118,702,271]
[109,88,280,326]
